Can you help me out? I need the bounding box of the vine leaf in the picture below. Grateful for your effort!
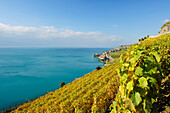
[131,92,142,106]
[124,99,135,111]
[121,73,127,83]
[151,51,160,63]
[135,67,143,76]
[127,80,134,93]
[139,77,148,88]
[110,101,117,113]
[143,99,152,113]
[131,54,141,65]
[148,77,157,85]
[129,66,135,71]
[151,98,156,104]
[124,63,129,67]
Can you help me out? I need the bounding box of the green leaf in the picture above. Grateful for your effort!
[124,98,135,111]
[137,50,144,55]
[146,55,156,63]
[129,66,135,71]
[130,51,134,55]
[127,80,134,93]
[136,87,147,96]
[138,77,148,88]
[144,63,152,72]
[135,67,143,76]
[110,108,116,113]
[120,97,123,106]
[148,67,158,74]
[124,63,129,67]
[124,110,132,113]
[148,77,157,85]
[130,50,142,64]
[111,101,117,108]
[143,99,152,113]
[131,54,141,64]
[151,98,156,104]
[131,92,142,106]
[121,66,124,72]
[119,86,125,96]
[151,51,160,62]
[121,73,127,83]
[117,68,120,75]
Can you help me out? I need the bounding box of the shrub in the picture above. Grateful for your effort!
[60,82,65,87]
[96,66,101,70]
[147,35,149,38]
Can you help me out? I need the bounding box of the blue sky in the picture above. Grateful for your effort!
[0,0,170,47]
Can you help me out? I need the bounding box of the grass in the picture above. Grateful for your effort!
[110,50,126,60]
[106,50,127,64]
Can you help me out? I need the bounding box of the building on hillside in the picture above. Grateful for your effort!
[159,22,170,34]
[98,54,109,62]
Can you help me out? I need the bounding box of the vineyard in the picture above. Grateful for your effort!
[11,62,120,113]
[10,33,170,113]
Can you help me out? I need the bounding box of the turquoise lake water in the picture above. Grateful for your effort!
[0,48,110,110]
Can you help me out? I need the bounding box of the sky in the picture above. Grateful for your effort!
[0,0,170,48]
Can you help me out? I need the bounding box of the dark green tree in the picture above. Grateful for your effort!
[96,66,101,70]
[147,35,149,38]
[139,39,141,42]
[60,82,65,87]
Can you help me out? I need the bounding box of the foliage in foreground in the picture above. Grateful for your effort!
[110,34,170,113]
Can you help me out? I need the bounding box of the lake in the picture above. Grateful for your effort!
[0,48,110,110]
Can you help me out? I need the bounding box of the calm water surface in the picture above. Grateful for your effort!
[0,48,110,110]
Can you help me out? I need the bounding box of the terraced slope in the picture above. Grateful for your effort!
[12,62,120,113]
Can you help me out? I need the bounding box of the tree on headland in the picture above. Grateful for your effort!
[60,82,65,87]
[139,39,141,42]
[96,66,101,70]
[147,35,149,38]
[141,38,144,41]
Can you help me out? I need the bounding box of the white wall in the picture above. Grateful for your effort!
[150,32,170,38]
[159,25,170,34]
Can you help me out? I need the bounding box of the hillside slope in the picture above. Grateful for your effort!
[11,33,170,113]
[11,62,120,113]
